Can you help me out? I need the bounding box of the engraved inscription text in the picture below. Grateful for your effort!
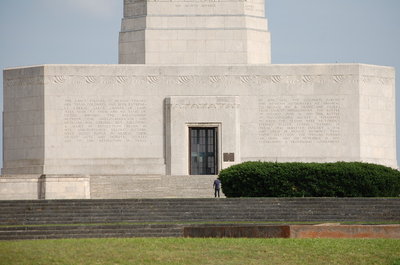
[64,98,147,143]
[258,97,341,144]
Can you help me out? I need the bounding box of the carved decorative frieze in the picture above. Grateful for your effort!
[53,76,66,84]
[116,76,128,84]
[85,76,96,84]
[177,76,194,85]
[302,75,313,83]
[147,76,159,84]
[333,75,345,83]
[271,75,281,84]
[40,74,390,88]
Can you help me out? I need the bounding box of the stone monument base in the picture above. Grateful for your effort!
[2,63,396,200]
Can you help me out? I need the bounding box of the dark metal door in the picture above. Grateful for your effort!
[189,127,218,175]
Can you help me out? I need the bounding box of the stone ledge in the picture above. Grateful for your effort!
[184,224,400,239]
[184,225,290,238]
[290,224,400,239]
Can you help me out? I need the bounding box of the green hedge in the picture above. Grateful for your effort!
[218,161,400,197]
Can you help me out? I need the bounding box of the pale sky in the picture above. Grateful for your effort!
[0,0,399,167]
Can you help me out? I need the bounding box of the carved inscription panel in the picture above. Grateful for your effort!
[258,96,341,144]
[64,97,147,144]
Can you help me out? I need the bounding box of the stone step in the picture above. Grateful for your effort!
[0,198,398,240]
[1,199,395,206]
[0,232,181,241]
[1,203,396,213]
[0,224,183,240]
[0,210,393,220]
[0,216,394,227]
[2,207,392,215]
[0,215,397,224]
[0,206,396,216]
[1,198,397,205]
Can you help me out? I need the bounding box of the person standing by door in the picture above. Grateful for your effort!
[213,178,221,198]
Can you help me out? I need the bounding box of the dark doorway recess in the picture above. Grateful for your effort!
[189,127,218,175]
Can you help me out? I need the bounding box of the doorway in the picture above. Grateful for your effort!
[189,127,218,175]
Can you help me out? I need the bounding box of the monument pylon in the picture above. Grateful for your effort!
[1,0,396,200]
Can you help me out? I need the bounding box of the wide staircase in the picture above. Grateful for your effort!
[0,198,399,240]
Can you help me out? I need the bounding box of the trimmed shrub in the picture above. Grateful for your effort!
[218,161,400,197]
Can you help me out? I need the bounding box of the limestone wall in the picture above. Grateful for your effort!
[119,0,270,64]
[2,64,397,178]
[3,66,45,174]
[90,175,222,198]
[358,65,397,166]
[0,175,40,200]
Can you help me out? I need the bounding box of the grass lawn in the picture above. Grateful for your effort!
[0,238,399,265]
